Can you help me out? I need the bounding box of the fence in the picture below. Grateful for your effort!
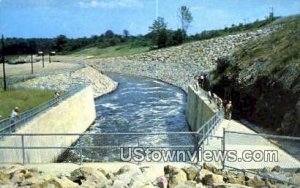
[0,85,87,134]
[0,107,224,164]
[0,62,85,88]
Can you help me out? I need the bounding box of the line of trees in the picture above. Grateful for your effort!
[2,5,278,55]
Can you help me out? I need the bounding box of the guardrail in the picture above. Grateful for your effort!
[197,109,224,146]
[0,109,224,164]
[0,82,224,164]
[0,132,198,164]
[0,85,87,134]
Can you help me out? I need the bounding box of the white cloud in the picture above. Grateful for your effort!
[78,0,143,9]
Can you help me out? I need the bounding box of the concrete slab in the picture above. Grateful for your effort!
[201,119,300,170]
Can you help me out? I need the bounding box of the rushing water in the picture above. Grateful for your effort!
[63,73,194,162]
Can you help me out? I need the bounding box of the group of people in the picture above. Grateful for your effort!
[195,74,210,91]
[195,74,233,120]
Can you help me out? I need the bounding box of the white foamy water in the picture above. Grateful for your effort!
[66,73,194,162]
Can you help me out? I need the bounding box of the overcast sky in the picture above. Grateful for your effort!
[0,0,299,38]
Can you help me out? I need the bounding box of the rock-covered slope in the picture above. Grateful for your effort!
[211,15,300,136]
[89,26,276,91]
[1,163,298,187]
[14,66,117,98]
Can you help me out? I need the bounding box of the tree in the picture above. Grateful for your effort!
[149,17,168,48]
[178,6,193,34]
[172,29,186,45]
[149,17,167,32]
[105,30,114,38]
[123,29,130,38]
[53,35,68,52]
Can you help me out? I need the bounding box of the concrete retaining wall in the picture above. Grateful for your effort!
[186,85,218,131]
[0,85,96,163]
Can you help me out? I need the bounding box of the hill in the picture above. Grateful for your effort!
[211,15,300,136]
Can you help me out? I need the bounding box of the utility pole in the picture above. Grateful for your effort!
[269,6,274,21]
[31,54,33,74]
[49,53,51,64]
[1,35,7,91]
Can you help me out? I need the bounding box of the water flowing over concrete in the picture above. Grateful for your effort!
[66,73,194,162]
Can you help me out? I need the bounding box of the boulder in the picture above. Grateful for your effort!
[225,174,245,185]
[0,171,10,181]
[195,169,212,183]
[272,165,281,172]
[246,176,266,187]
[174,180,197,188]
[31,177,77,188]
[114,165,144,186]
[202,174,224,186]
[164,165,187,188]
[203,162,218,173]
[69,167,108,185]
[214,183,251,188]
[182,166,198,180]
[290,173,300,186]
[156,176,168,188]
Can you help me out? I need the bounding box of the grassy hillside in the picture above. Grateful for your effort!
[212,14,300,135]
[69,44,150,58]
[0,88,54,120]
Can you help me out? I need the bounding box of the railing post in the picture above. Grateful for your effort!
[222,128,225,170]
[195,134,200,164]
[21,135,26,165]
[79,139,83,165]
[202,127,205,150]
[206,122,209,145]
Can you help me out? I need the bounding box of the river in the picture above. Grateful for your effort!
[63,73,194,162]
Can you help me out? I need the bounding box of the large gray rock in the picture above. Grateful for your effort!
[182,166,198,181]
[114,165,146,187]
[290,173,300,186]
[70,167,109,185]
[202,174,224,186]
[164,165,187,188]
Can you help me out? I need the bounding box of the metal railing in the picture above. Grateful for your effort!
[0,109,224,164]
[0,85,87,134]
[0,81,225,165]
[222,130,300,186]
[197,109,224,146]
[0,132,198,164]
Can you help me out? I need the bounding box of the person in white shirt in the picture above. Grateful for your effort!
[10,107,19,125]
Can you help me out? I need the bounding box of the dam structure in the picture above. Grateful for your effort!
[0,73,221,164]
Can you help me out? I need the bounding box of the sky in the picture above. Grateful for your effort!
[0,0,299,38]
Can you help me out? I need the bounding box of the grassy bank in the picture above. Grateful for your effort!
[0,88,54,120]
[70,44,150,58]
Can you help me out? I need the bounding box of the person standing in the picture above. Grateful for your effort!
[10,107,20,132]
[225,101,232,120]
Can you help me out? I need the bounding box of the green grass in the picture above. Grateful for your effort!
[5,55,26,61]
[70,43,150,58]
[0,88,54,120]
[228,14,300,74]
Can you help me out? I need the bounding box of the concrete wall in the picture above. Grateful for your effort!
[186,85,218,132]
[0,85,96,163]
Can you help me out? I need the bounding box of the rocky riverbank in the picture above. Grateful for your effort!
[88,26,277,91]
[14,66,117,98]
[0,163,298,188]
